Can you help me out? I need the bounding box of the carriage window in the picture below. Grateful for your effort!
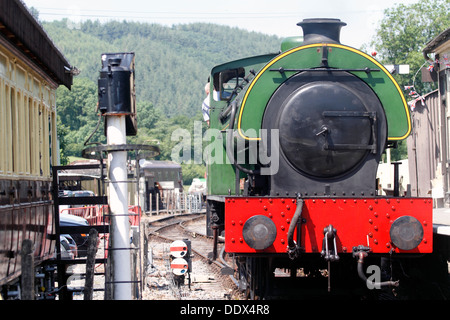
[215,68,245,101]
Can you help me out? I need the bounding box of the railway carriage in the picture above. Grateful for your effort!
[206,19,449,299]
[0,0,73,298]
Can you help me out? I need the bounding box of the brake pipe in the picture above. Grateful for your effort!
[287,195,304,260]
[354,248,399,288]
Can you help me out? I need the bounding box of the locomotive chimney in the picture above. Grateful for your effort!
[297,18,346,45]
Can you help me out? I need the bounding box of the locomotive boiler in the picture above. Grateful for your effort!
[205,19,446,299]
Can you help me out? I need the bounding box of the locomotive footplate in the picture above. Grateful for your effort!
[224,197,433,255]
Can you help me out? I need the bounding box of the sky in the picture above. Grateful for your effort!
[22,0,421,49]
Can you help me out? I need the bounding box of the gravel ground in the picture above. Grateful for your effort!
[142,241,243,300]
[67,216,243,300]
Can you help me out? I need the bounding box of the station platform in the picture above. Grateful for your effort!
[434,208,450,236]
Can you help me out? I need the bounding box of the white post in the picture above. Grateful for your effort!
[107,115,132,300]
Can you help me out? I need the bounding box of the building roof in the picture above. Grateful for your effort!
[140,160,182,170]
[0,0,73,89]
[423,27,450,56]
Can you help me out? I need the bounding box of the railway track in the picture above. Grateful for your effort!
[142,213,243,300]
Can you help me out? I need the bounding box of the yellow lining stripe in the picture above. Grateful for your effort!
[236,43,411,141]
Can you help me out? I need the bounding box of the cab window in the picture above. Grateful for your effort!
[213,67,245,101]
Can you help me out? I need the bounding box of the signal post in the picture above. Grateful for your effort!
[95,53,160,299]
[98,53,136,300]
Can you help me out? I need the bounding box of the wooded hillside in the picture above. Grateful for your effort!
[42,19,282,183]
[45,19,281,117]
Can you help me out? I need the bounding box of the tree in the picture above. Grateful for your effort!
[29,7,39,21]
[57,117,69,165]
[181,163,206,186]
[56,77,105,158]
[366,0,449,161]
[46,19,279,177]
[43,20,280,119]
[368,0,450,94]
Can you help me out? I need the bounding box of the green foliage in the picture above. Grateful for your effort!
[56,116,69,165]
[56,77,105,158]
[365,0,449,161]
[390,141,408,162]
[43,20,280,118]
[367,0,449,94]
[48,20,279,183]
[181,163,206,186]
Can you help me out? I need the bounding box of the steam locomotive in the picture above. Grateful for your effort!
[205,19,448,299]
